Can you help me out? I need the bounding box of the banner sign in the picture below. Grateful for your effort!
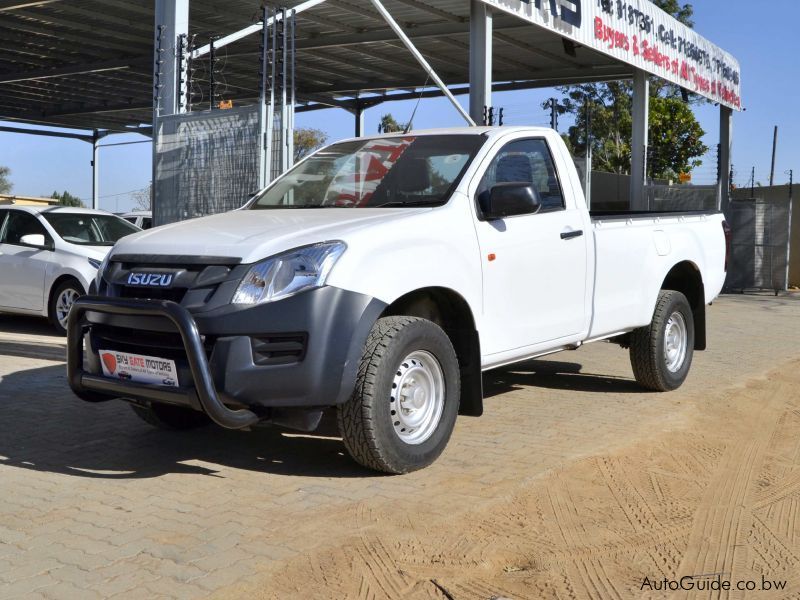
[481,0,742,110]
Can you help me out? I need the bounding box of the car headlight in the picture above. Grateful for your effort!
[232,241,346,305]
[94,253,111,291]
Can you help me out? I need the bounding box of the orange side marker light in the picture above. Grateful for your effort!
[487,253,497,262]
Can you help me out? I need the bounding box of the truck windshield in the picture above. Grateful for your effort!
[42,213,140,246]
[250,135,485,209]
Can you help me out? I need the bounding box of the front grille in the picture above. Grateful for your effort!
[105,260,238,309]
[118,286,187,303]
[92,324,215,360]
[251,333,307,366]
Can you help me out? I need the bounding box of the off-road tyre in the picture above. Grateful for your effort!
[130,403,211,430]
[338,316,460,474]
[630,290,695,392]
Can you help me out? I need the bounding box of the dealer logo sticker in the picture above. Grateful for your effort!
[99,349,179,388]
[101,352,117,375]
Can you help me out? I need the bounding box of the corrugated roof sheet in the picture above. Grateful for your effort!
[0,0,630,131]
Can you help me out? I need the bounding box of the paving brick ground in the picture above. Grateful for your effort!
[0,293,798,599]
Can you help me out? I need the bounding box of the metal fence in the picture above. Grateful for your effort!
[645,183,718,211]
[587,171,717,212]
[153,106,261,225]
[725,198,793,294]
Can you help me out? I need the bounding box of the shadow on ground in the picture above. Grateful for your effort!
[0,349,641,481]
[0,313,60,337]
[483,359,644,397]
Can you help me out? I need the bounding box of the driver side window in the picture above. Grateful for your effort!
[477,138,565,213]
[0,211,49,247]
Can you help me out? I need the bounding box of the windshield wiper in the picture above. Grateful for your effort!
[370,199,444,208]
[252,204,345,210]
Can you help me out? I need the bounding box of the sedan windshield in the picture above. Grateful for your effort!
[250,135,485,209]
[42,213,140,246]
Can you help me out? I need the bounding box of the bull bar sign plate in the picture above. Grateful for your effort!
[100,349,179,388]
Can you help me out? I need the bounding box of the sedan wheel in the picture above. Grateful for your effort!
[49,280,84,335]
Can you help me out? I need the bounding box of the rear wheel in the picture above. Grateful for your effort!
[629,290,695,392]
[49,279,83,336]
[130,403,211,430]
[338,316,460,474]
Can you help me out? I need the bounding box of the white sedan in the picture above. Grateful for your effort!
[0,205,140,334]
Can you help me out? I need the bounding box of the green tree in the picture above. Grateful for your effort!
[379,113,411,134]
[294,128,328,163]
[50,190,84,207]
[551,1,707,180]
[652,0,693,27]
[0,166,11,194]
[647,96,707,180]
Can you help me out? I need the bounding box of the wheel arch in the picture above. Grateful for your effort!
[380,287,483,417]
[47,274,86,320]
[660,260,706,351]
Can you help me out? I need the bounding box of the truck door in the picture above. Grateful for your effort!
[473,138,588,356]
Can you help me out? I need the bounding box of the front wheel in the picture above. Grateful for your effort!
[49,279,84,336]
[338,316,460,474]
[629,290,695,392]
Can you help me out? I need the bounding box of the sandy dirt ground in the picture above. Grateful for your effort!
[236,359,800,600]
[224,295,800,600]
[1,293,800,599]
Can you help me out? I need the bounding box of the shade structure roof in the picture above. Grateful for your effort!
[0,0,647,132]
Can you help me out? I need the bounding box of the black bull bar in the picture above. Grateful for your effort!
[67,296,259,429]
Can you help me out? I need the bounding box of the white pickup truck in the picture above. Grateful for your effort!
[67,127,729,473]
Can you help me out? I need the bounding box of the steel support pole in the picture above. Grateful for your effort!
[769,125,778,188]
[718,106,733,215]
[354,105,365,137]
[469,0,492,126]
[153,0,188,226]
[91,130,99,210]
[368,0,476,127]
[630,69,649,210]
[258,5,269,189]
[153,0,189,119]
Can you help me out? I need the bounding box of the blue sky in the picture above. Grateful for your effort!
[1,0,797,212]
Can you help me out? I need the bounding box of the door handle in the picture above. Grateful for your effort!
[560,229,584,240]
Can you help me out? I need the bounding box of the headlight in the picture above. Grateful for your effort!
[232,241,346,305]
[94,253,111,291]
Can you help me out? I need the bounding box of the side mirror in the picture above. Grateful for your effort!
[20,233,53,250]
[480,183,542,220]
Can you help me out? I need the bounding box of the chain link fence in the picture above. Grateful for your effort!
[154,106,261,226]
[725,198,792,294]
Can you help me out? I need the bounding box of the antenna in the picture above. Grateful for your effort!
[403,72,431,134]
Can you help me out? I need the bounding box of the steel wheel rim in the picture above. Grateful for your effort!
[664,311,688,373]
[56,288,80,329]
[390,350,445,445]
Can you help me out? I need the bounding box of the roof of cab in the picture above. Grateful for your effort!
[334,125,553,146]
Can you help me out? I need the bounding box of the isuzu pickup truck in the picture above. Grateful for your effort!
[67,127,729,473]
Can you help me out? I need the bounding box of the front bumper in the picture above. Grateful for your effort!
[66,287,386,429]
